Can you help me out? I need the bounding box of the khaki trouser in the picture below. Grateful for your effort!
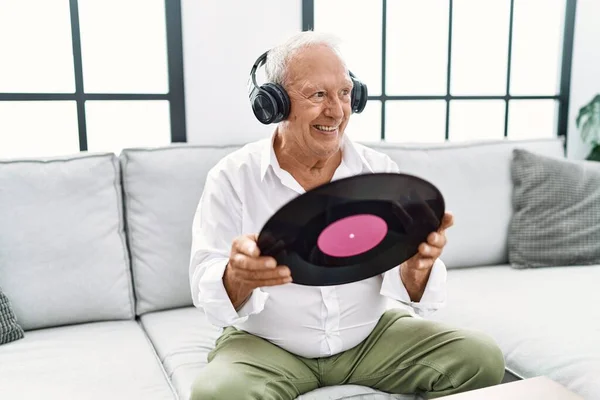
[190,308,505,399]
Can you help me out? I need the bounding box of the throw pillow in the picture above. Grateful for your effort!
[508,148,600,268]
[0,287,24,345]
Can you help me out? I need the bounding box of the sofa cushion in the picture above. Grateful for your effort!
[0,320,176,400]
[120,144,241,315]
[0,153,134,330]
[0,287,24,345]
[140,307,220,399]
[366,138,565,268]
[428,264,600,399]
[509,149,600,268]
[141,307,416,400]
[296,386,417,399]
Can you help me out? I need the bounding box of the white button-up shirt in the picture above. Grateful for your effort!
[189,132,447,358]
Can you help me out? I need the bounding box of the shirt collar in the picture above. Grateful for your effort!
[342,135,374,174]
[259,128,373,181]
[259,129,278,181]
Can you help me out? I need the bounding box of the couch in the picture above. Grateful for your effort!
[0,136,597,400]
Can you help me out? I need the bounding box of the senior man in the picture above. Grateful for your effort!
[189,31,505,399]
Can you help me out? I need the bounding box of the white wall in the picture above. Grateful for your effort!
[181,0,302,145]
[567,0,600,159]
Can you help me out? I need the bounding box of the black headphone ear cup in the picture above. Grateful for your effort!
[351,77,368,114]
[263,83,291,123]
[250,86,279,125]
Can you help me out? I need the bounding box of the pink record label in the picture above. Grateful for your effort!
[317,214,388,257]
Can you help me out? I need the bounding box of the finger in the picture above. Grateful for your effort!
[234,266,291,282]
[231,253,277,270]
[439,212,454,232]
[419,242,441,258]
[252,276,293,287]
[232,235,261,257]
[427,231,447,248]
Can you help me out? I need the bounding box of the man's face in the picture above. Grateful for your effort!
[282,45,354,158]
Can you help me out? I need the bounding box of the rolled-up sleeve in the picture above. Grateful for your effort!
[380,259,447,316]
[189,167,268,327]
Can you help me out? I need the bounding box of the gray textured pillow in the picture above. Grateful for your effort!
[508,149,600,268]
[0,287,24,345]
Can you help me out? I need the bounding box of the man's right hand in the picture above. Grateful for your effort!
[223,233,292,309]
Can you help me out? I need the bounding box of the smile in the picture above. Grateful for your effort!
[313,125,339,133]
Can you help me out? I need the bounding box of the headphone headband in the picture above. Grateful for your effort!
[248,50,269,96]
[248,50,368,125]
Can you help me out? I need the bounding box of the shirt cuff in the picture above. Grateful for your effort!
[380,258,447,316]
[236,287,269,317]
[197,260,269,326]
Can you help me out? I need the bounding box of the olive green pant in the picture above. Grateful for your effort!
[190,308,505,399]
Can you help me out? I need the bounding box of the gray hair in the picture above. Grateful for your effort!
[265,31,347,87]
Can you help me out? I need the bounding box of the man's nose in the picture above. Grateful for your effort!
[324,95,344,120]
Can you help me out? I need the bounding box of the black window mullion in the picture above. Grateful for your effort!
[444,0,453,141]
[381,0,387,140]
[69,0,87,151]
[302,0,314,30]
[370,95,558,101]
[504,0,516,138]
[165,0,187,143]
[557,0,577,147]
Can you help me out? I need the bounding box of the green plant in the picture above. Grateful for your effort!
[576,94,600,161]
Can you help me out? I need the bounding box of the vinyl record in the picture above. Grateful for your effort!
[257,173,445,286]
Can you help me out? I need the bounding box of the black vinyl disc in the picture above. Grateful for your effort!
[257,173,445,286]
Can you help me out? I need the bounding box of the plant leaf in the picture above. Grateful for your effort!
[578,95,600,143]
[592,125,600,146]
[581,113,600,145]
[577,103,592,128]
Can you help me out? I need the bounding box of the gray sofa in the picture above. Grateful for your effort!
[0,137,597,399]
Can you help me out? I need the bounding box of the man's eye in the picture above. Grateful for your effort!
[341,89,351,96]
[314,91,326,98]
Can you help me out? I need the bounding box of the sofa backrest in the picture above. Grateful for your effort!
[368,137,566,268]
[0,137,567,326]
[0,153,134,330]
[120,145,240,316]
[120,137,566,316]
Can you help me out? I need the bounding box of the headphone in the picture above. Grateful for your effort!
[248,50,368,125]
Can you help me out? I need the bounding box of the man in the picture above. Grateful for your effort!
[189,31,505,399]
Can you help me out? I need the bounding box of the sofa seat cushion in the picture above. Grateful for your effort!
[428,264,600,399]
[140,307,220,399]
[296,385,417,399]
[141,307,417,400]
[0,321,176,400]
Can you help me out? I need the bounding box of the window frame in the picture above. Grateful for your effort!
[0,0,187,151]
[303,0,577,143]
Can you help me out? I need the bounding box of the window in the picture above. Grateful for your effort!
[303,0,576,144]
[0,0,186,159]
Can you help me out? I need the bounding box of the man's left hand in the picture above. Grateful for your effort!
[404,211,454,272]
